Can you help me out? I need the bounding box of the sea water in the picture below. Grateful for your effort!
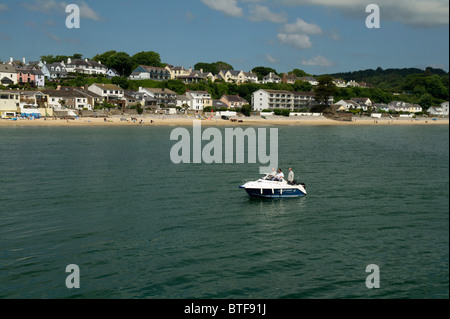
[0,125,448,299]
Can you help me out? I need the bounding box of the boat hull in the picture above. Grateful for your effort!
[240,186,306,199]
[240,177,307,199]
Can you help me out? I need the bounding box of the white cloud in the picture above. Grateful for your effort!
[42,29,62,43]
[265,54,278,63]
[0,4,9,12]
[78,1,101,21]
[200,0,243,17]
[277,33,312,49]
[249,5,287,23]
[302,55,335,67]
[22,0,101,21]
[283,18,322,34]
[275,0,449,28]
[22,0,67,14]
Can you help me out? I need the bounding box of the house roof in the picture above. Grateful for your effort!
[67,59,106,69]
[141,65,169,72]
[42,90,86,98]
[285,74,299,80]
[143,88,177,95]
[91,83,123,91]
[0,64,17,73]
[177,95,190,101]
[75,89,103,99]
[172,66,187,71]
[227,70,242,76]
[300,76,317,82]
[187,91,210,95]
[293,92,315,97]
[223,95,247,103]
[351,97,371,102]
[264,72,281,79]
[177,73,205,79]
[264,89,294,94]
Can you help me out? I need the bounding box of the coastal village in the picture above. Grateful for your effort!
[0,56,449,122]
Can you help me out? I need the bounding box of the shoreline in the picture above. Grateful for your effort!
[0,116,448,127]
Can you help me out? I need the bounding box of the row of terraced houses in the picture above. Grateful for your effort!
[1,57,447,118]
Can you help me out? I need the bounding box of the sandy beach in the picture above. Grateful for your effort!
[0,115,448,127]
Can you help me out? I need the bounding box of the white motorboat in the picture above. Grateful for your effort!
[239,174,307,199]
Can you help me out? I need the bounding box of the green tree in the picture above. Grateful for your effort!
[240,104,252,117]
[252,67,277,81]
[131,51,163,69]
[73,74,88,87]
[281,109,291,117]
[214,61,234,72]
[194,63,217,74]
[288,69,309,77]
[112,76,129,90]
[313,75,337,111]
[106,52,134,77]
[92,50,117,64]
[166,79,186,95]
[293,80,313,92]
[419,93,434,110]
[425,75,448,100]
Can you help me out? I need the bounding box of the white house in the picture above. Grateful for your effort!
[0,91,20,116]
[88,83,124,99]
[252,89,328,111]
[176,95,190,108]
[138,87,177,107]
[185,91,212,111]
[299,76,319,86]
[374,103,390,113]
[106,69,121,78]
[333,79,347,88]
[262,72,281,84]
[43,90,90,110]
[244,72,259,83]
[389,101,423,113]
[40,62,68,80]
[165,65,190,80]
[65,58,108,75]
[427,102,449,116]
[33,69,46,87]
[335,100,361,112]
[129,65,171,81]
[351,98,373,111]
[0,64,18,86]
[219,70,246,83]
[347,80,359,87]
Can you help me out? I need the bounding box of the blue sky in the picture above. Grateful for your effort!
[0,0,449,75]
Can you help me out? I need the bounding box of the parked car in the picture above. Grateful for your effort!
[221,115,230,120]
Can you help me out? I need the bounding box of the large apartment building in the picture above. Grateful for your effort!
[252,89,333,111]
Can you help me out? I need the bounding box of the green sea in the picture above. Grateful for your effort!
[0,125,448,299]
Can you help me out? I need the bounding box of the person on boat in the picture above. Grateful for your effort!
[288,168,295,185]
[274,169,284,181]
[269,168,277,180]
